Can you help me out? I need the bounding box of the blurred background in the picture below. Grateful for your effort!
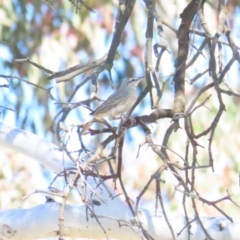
[1,0,240,234]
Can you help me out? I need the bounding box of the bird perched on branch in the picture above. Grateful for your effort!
[81,77,144,135]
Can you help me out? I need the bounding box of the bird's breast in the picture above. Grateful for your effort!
[93,91,138,119]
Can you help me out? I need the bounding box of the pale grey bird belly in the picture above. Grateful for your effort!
[93,92,137,119]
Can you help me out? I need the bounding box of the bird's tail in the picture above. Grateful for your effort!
[81,121,94,135]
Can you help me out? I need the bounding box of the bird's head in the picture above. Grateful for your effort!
[125,77,144,89]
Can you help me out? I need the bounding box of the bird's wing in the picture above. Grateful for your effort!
[90,91,128,117]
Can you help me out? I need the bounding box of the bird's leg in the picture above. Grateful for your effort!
[117,114,136,134]
[122,114,136,127]
[110,115,135,126]
[128,116,136,127]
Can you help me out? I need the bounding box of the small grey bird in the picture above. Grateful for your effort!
[81,77,143,134]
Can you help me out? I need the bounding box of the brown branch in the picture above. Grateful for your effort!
[191,198,214,240]
[173,0,199,114]
[207,105,225,171]
[144,3,154,109]
[80,134,117,170]
[106,0,136,69]
[14,57,53,74]
[87,109,175,136]
[198,1,213,37]
[197,193,235,222]
[189,68,208,84]
[59,173,80,239]
[186,38,208,69]
[47,55,108,81]
[116,136,136,215]
[181,141,192,239]
[157,177,176,240]
[1,75,56,101]
[135,167,165,240]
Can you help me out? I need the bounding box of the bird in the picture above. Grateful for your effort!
[81,77,143,135]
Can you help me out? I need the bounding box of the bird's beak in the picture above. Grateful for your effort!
[136,76,144,81]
